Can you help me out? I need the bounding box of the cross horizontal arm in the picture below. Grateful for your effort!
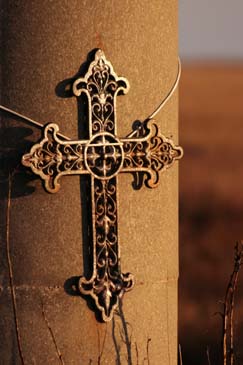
[22,123,89,193]
[120,120,183,188]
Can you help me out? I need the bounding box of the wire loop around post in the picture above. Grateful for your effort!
[0,58,181,135]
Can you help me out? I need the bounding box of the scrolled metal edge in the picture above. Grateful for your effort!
[21,123,63,193]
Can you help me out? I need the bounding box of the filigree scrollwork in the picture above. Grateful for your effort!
[22,123,88,193]
[73,49,129,135]
[22,49,183,321]
[84,133,124,179]
[122,119,183,188]
[80,178,134,321]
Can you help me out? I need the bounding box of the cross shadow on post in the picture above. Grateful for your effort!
[0,114,40,200]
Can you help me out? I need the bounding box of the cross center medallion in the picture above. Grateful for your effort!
[22,50,183,321]
[85,133,124,179]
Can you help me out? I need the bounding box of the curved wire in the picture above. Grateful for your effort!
[0,58,181,139]
[0,104,70,140]
[147,57,181,120]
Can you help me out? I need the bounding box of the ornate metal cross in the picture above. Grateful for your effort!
[22,50,183,321]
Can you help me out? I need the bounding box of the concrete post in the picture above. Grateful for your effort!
[1,1,179,363]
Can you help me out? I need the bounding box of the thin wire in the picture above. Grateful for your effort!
[124,58,181,139]
[0,58,180,139]
[0,105,70,140]
[147,57,181,120]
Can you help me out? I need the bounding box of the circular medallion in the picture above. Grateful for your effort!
[84,133,124,179]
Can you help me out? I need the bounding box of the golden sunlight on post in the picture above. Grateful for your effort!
[0,1,180,363]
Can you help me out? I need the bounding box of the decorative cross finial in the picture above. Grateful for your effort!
[22,50,183,321]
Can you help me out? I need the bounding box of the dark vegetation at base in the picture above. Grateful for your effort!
[179,243,243,365]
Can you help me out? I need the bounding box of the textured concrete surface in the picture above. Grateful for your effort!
[1,1,179,363]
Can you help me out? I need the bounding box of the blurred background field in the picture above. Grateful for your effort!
[179,2,243,364]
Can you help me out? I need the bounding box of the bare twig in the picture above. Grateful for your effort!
[179,344,183,365]
[41,299,65,365]
[222,242,243,365]
[223,301,229,365]
[166,270,171,364]
[118,299,133,365]
[146,338,151,365]
[135,342,139,365]
[112,316,121,365]
[230,243,243,365]
[6,173,25,364]
[118,323,126,344]
[206,346,211,365]
[97,323,107,365]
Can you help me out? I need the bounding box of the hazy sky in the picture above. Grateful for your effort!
[179,0,243,60]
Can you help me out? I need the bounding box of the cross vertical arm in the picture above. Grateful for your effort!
[73,49,130,136]
[72,50,134,321]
